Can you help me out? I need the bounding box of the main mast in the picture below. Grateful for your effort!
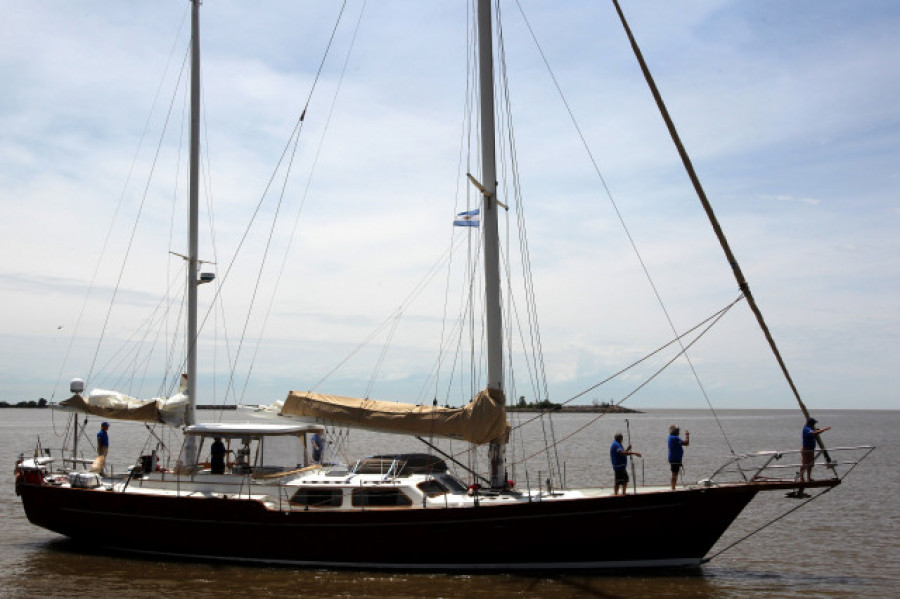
[477,0,506,488]
[182,0,202,466]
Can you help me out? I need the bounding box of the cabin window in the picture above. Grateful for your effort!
[290,488,343,508]
[417,479,449,497]
[351,487,413,507]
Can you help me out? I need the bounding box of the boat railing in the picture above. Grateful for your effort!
[22,443,178,482]
[702,445,875,486]
[21,445,111,473]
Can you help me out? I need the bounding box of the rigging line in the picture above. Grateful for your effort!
[445,194,495,449]
[496,224,559,481]
[120,284,176,397]
[437,0,478,404]
[496,6,549,406]
[182,1,349,402]
[433,223,460,404]
[166,61,189,398]
[198,67,236,412]
[89,270,185,390]
[228,113,301,405]
[364,307,403,399]
[416,286,468,404]
[516,0,736,456]
[417,284,477,406]
[86,45,192,390]
[511,295,744,434]
[611,0,824,457]
[161,280,187,397]
[239,0,365,406]
[507,273,560,481]
[453,215,483,403]
[497,245,540,407]
[228,7,350,406]
[512,294,739,466]
[503,254,562,484]
[702,485,838,564]
[494,9,562,483]
[430,261,477,408]
[312,237,465,393]
[568,294,743,407]
[468,242,487,402]
[706,447,874,562]
[50,15,190,410]
[444,0,480,407]
[237,1,362,405]
[132,274,186,398]
[416,436,491,486]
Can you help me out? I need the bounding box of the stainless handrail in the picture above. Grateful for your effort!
[703,445,875,485]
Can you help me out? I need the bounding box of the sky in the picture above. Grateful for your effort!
[0,1,897,412]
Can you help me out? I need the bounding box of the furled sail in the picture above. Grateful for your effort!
[281,388,510,446]
[58,389,188,426]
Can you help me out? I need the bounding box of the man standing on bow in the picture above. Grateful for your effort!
[801,417,831,483]
[668,425,689,490]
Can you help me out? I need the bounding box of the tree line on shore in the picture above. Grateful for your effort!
[510,397,640,413]
[0,398,49,408]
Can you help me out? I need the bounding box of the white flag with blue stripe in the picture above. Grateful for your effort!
[453,209,480,227]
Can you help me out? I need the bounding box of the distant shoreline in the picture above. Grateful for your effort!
[508,405,642,414]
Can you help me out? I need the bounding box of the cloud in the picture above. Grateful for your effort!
[762,195,821,206]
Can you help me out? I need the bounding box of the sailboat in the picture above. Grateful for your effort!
[14,1,872,570]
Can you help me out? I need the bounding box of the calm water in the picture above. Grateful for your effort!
[2,408,897,598]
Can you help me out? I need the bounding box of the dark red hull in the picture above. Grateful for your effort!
[17,481,760,570]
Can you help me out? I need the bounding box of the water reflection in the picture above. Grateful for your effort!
[13,538,725,599]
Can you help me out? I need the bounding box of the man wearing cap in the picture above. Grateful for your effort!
[610,432,641,495]
[97,422,110,457]
[667,425,690,490]
[801,417,831,482]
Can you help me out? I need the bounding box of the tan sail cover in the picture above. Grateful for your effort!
[281,388,510,446]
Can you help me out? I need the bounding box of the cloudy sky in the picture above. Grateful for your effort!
[1,1,897,412]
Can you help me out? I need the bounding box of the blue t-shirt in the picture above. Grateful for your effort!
[97,429,109,448]
[668,434,684,463]
[312,433,323,460]
[610,440,627,470]
[802,425,817,450]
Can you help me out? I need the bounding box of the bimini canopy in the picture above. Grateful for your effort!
[185,422,324,440]
[280,388,509,446]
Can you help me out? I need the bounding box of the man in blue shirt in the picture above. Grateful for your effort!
[97,422,110,457]
[801,417,831,483]
[610,432,641,495]
[91,422,110,475]
[311,432,324,464]
[667,425,689,490]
